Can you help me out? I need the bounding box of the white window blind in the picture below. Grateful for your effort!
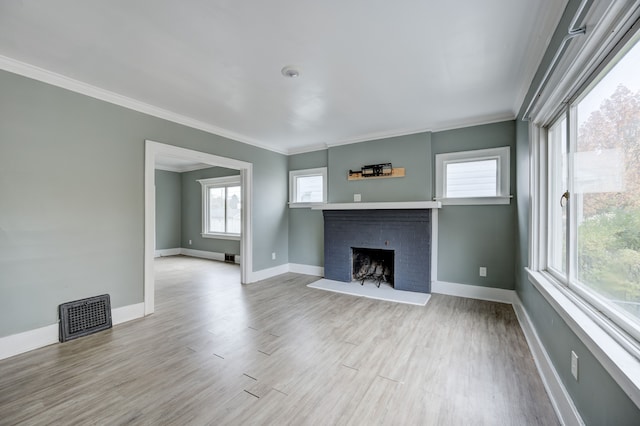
[445,159,498,198]
[435,147,510,205]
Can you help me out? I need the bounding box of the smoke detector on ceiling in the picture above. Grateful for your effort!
[281,66,300,78]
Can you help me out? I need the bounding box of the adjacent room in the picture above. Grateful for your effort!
[1,1,639,424]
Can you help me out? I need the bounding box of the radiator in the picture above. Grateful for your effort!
[58,294,112,342]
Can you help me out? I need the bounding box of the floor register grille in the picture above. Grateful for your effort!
[58,294,112,342]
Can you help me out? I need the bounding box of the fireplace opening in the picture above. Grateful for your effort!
[352,247,394,288]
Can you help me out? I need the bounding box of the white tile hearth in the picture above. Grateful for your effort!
[308,279,430,306]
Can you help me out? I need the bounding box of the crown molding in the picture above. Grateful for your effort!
[0,55,288,155]
[324,126,433,149]
[0,55,518,158]
[322,114,516,151]
[287,143,329,155]
[430,112,516,133]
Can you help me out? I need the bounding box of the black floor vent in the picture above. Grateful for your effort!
[224,253,236,263]
[58,294,112,342]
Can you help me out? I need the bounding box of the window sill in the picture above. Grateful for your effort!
[436,196,512,206]
[526,268,640,407]
[201,233,241,241]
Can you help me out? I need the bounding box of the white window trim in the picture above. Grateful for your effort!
[435,147,511,205]
[288,167,327,208]
[198,175,241,240]
[529,128,640,406]
[526,1,640,407]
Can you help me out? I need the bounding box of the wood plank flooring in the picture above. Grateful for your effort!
[0,256,559,425]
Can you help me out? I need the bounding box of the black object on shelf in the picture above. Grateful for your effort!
[361,163,392,177]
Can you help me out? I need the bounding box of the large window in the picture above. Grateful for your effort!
[546,35,640,341]
[289,167,327,207]
[198,176,241,239]
[435,147,511,205]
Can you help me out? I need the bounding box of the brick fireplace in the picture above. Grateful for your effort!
[323,209,432,293]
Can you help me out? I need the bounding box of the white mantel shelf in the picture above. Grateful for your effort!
[312,201,441,210]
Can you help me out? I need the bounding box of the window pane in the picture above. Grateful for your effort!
[296,175,323,203]
[549,117,568,275]
[226,186,241,234]
[208,187,225,233]
[574,38,640,324]
[445,159,497,198]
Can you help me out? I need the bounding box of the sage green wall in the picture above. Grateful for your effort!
[327,133,432,203]
[432,121,516,289]
[515,0,640,422]
[288,150,328,266]
[0,69,288,338]
[154,166,241,254]
[181,167,241,255]
[289,123,517,291]
[155,170,181,250]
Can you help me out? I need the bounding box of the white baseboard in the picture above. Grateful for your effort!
[243,263,323,284]
[112,302,145,325]
[181,248,225,261]
[289,263,324,276]
[180,248,241,264]
[512,296,584,426]
[155,248,181,257]
[432,281,516,304]
[0,323,58,361]
[0,302,146,361]
[247,263,290,283]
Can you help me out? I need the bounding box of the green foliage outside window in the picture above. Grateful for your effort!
[577,85,640,320]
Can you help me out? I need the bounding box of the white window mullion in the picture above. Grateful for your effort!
[201,184,209,235]
[222,186,227,234]
[547,114,569,282]
[547,126,557,277]
[529,123,546,271]
[567,105,578,288]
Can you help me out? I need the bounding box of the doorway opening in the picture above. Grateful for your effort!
[144,140,253,315]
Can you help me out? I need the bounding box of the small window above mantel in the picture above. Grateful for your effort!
[289,167,327,208]
[435,147,511,205]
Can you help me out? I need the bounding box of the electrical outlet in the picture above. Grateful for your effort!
[354,193,361,202]
[189,239,192,245]
[571,351,579,380]
[272,252,276,260]
[479,267,487,277]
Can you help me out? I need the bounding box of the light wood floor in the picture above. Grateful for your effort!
[0,256,559,425]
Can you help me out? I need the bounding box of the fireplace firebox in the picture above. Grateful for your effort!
[352,247,394,287]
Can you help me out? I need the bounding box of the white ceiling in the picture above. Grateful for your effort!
[0,1,566,154]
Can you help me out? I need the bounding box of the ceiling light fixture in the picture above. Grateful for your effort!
[281,66,300,78]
